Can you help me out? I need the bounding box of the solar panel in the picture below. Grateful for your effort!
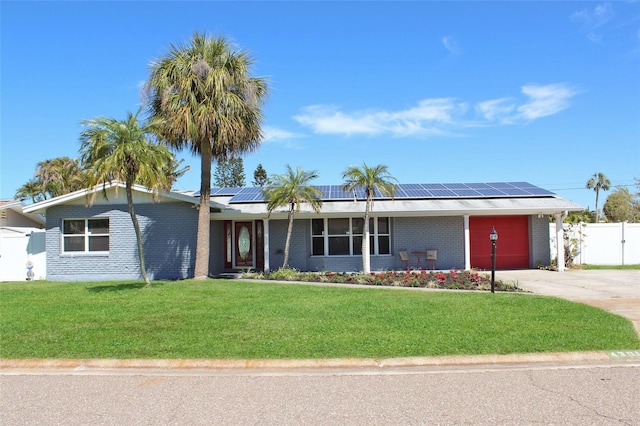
[450,189,483,197]
[443,183,470,190]
[222,182,555,203]
[422,183,447,190]
[429,189,457,197]
[331,186,352,199]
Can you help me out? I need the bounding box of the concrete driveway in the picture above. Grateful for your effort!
[498,269,640,335]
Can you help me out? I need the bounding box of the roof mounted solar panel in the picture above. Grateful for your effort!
[422,183,447,190]
[429,189,457,197]
[443,183,470,190]
[451,189,483,197]
[220,181,556,203]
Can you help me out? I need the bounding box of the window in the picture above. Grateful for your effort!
[62,218,109,253]
[311,217,391,256]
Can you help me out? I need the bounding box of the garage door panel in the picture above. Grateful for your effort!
[470,216,529,270]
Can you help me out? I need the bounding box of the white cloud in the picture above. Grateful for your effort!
[516,83,579,121]
[263,126,302,142]
[262,126,305,149]
[293,99,466,138]
[441,36,461,54]
[570,2,614,42]
[291,83,579,139]
[476,98,517,124]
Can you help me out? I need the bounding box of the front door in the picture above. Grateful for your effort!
[235,222,253,267]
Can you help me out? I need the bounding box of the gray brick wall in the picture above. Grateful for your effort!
[393,216,465,270]
[267,219,310,271]
[209,220,225,274]
[264,216,465,272]
[45,202,197,281]
[530,215,551,267]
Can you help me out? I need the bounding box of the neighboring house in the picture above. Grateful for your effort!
[0,201,46,281]
[24,181,582,282]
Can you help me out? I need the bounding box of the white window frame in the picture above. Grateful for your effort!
[61,218,110,254]
[311,217,391,256]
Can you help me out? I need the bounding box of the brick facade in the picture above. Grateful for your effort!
[45,202,197,281]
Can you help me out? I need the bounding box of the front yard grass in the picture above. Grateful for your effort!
[1,279,638,359]
[581,264,640,270]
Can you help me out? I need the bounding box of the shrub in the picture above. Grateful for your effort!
[243,268,521,292]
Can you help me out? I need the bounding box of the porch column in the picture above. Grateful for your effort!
[263,219,270,272]
[555,213,565,272]
[463,215,471,270]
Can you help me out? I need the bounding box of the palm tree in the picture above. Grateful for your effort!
[342,164,397,274]
[145,32,268,279]
[79,110,177,287]
[263,165,323,269]
[586,172,611,222]
[14,179,46,203]
[35,157,86,198]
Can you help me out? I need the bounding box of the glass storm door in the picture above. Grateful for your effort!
[235,222,253,267]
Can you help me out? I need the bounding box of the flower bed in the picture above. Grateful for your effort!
[243,268,522,292]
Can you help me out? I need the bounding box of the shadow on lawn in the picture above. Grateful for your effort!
[87,282,164,292]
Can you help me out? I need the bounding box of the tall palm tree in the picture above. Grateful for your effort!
[586,172,611,222]
[145,32,268,279]
[342,164,397,274]
[79,110,177,287]
[263,166,323,269]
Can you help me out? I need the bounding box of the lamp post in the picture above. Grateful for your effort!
[490,227,498,293]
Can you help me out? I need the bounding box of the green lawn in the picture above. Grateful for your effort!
[1,280,638,359]
[581,264,640,270]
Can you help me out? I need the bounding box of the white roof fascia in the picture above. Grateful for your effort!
[1,201,46,226]
[0,226,45,235]
[209,196,583,220]
[24,181,225,214]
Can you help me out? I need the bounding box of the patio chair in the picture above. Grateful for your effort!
[425,249,437,270]
[399,250,410,270]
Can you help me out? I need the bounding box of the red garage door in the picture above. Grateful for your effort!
[470,216,529,270]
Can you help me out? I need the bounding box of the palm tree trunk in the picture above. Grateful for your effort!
[361,198,372,274]
[595,190,600,222]
[194,140,212,279]
[126,182,150,286]
[283,207,294,268]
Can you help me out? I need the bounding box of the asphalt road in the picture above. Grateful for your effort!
[2,362,639,425]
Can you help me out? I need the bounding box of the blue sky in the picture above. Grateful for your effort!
[1,1,639,210]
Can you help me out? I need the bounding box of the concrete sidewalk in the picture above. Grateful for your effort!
[498,269,640,335]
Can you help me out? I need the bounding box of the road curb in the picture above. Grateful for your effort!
[3,351,638,372]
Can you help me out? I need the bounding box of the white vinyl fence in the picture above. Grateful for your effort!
[550,222,640,266]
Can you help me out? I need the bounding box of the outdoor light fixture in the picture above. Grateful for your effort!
[490,227,498,293]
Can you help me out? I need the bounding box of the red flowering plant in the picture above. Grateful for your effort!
[247,267,521,292]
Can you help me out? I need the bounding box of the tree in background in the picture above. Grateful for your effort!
[79,111,179,286]
[252,163,268,187]
[603,187,640,223]
[341,163,397,274]
[586,172,611,222]
[14,157,86,202]
[145,32,268,279]
[14,179,47,203]
[214,157,246,187]
[262,165,323,269]
[564,209,596,224]
[35,157,87,198]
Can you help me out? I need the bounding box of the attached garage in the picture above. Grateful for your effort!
[470,216,530,270]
